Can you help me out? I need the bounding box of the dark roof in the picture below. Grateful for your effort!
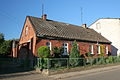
[28,16,111,43]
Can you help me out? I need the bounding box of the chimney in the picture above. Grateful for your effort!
[82,24,87,28]
[42,14,47,21]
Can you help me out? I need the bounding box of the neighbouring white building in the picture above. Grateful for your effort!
[90,18,120,56]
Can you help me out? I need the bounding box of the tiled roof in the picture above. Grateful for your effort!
[28,16,111,43]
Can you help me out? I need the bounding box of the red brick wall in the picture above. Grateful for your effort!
[19,17,37,56]
[35,39,111,57]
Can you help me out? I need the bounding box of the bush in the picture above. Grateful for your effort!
[100,45,104,57]
[85,52,91,57]
[69,41,80,67]
[37,46,50,58]
[53,47,62,58]
[108,56,113,63]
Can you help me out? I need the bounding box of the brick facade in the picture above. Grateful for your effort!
[35,39,111,57]
[18,16,111,58]
[19,17,37,56]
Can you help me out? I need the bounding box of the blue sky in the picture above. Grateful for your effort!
[0,0,120,40]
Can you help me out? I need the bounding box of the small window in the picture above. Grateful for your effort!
[77,44,79,50]
[96,23,101,30]
[25,26,28,36]
[106,46,108,54]
[46,42,51,50]
[97,45,101,54]
[89,45,94,54]
[62,43,68,55]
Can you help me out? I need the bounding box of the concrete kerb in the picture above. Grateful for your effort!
[49,65,120,80]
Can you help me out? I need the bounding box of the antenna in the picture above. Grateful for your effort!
[81,7,83,24]
[42,3,44,15]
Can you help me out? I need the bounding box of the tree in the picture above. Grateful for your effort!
[0,33,4,44]
[69,41,80,67]
[37,46,50,58]
[0,40,12,55]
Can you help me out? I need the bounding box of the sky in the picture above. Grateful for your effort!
[0,0,120,40]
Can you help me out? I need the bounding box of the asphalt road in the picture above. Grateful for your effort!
[62,67,120,80]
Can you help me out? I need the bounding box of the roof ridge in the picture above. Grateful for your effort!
[27,16,82,28]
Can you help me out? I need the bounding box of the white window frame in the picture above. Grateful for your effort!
[106,46,108,54]
[77,44,79,50]
[91,45,94,54]
[97,45,101,54]
[63,43,68,55]
[46,42,52,50]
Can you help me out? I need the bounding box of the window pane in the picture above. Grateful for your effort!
[46,42,50,46]
[46,42,51,50]
[62,43,68,55]
[65,43,67,46]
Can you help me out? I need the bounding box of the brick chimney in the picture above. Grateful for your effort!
[42,14,47,21]
[82,24,87,28]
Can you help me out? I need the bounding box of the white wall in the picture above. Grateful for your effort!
[90,19,120,56]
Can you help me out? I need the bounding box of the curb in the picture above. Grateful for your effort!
[50,64,120,79]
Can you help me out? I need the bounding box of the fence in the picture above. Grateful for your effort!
[0,58,33,70]
[36,56,120,70]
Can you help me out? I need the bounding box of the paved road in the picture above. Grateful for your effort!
[1,65,120,80]
[0,71,53,80]
[62,67,120,80]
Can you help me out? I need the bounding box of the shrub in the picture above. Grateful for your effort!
[85,52,91,57]
[53,47,62,58]
[69,41,80,67]
[37,46,50,58]
[100,45,104,57]
[108,56,113,63]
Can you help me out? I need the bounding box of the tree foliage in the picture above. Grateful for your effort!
[0,33,4,45]
[69,41,80,66]
[0,40,12,55]
[0,33,12,55]
[37,46,50,58]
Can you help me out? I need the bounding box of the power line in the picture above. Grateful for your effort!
[0,9,20,26]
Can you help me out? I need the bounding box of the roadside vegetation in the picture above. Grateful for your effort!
[0,33,12,57]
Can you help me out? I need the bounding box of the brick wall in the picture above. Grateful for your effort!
[35,39,111,57]
[19,17,37,56]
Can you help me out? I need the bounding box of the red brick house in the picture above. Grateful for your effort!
[17,14,111,58]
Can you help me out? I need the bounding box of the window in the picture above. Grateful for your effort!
[96,23,101,30]
[62,43,68,55]
[77,44,79,50]
[106,46,108,54]
[46,42,51,50]
[89,45,94,54]
[25,26,28,36]
[97,45,100,54]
